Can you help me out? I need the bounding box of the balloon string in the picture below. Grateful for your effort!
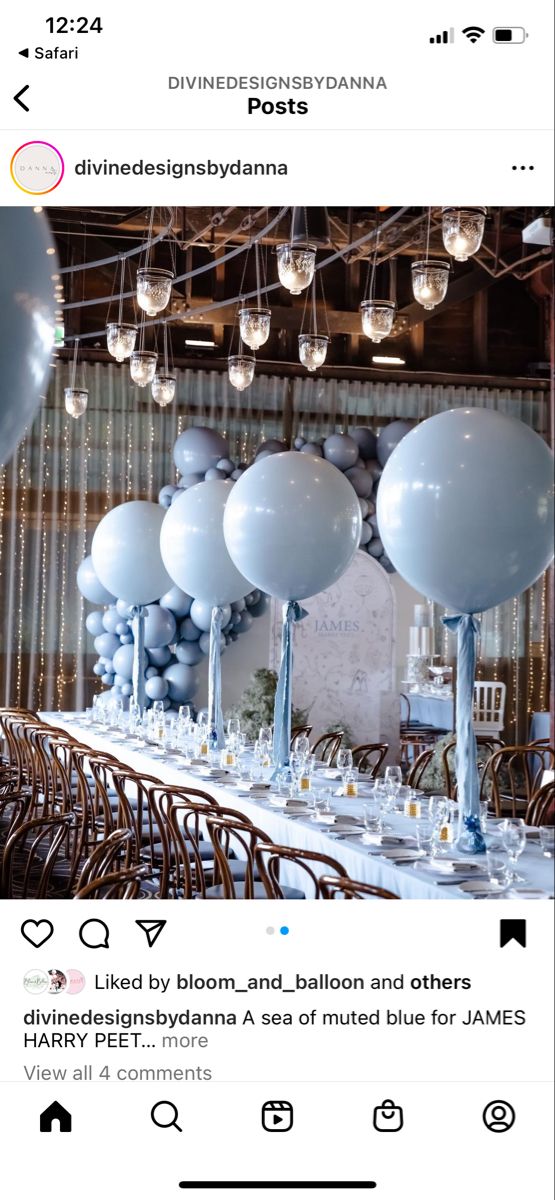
[272,601,308,775]
[442,613,486,853]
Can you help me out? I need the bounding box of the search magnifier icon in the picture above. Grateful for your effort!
[151,1101,182,1132]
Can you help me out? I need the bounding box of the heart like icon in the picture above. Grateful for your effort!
[21,920,54,948]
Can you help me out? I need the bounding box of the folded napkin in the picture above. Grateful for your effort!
[237,781,271,792]
[428,859,482,874]
[362,834,411,846]
[378,848,424,861]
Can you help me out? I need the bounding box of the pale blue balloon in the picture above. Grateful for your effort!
[205,467,228,481]
[1,210,57,467]
[323,433,359,471]
[368,537,384,558]
[376,419,414,467]
[217,458,235,474]
[91,500,172,606]
[359,522,372,546]
[101,672,114,686]
[223,451,362,601]
[173,426,228,476]
[121,683,133,697]
[377,408,555,612]
[115,621,129,636]
[345,467,374,499]
[116,598,135,619]
[146,676,169,701]
[102,607,121,635]
[85,611,105,637]
[145,666,158,680]
[112,643,135,680]
[350,426,377,461]
[158,484,177,508]
[198,632,211,655]
[113,674,128,688]
[175,640,205,666]
[231,598,246,613]
[179,472,204,488]
[93,661,105,676]
[190,598,231,632]
[77,556,116,606]
[94,632,120,659]
[163,662,199,703]
[159,586,193,618]
[249,594,269,618]
[160,479,253,606]
[299,442,323,456]
[236,611,253,634]
[120,633,133,644]
[180,616,201,641]
[143,604,177,649]
[148,646,172,668]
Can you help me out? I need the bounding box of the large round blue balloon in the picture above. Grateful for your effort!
[173,426,229,477]
[376,408,554,612]
[223,451,362,601]
[160,479,252,606]
[91,500,172,606]
[143,604,177,649]
[77,556,116,606]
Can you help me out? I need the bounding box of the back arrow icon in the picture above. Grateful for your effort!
[14,85,30,111]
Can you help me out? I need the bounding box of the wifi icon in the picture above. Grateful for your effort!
[462,25,485,42]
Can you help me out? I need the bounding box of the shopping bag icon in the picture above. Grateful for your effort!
[373,1099,403,1132]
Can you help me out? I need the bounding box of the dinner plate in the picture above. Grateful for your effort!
[457,880,510,896]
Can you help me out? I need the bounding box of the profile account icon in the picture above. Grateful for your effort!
[482,1100,516,1132]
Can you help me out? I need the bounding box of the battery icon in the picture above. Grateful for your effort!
[492,27,528,42]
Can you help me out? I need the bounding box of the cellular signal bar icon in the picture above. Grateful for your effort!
[430,28,455,44]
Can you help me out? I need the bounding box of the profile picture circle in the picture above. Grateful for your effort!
[10,141,64,195]
[23,969,49,995]
[66,969,86,995]
[482,1100,516,1132]
[47,968,67,994]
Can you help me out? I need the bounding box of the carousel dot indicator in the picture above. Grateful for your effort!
[280,926,290,936]
[266,926,275,935]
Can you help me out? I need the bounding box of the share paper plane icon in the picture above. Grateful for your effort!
[135,920,167,948]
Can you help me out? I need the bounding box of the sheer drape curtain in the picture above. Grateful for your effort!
[0,363,550,740]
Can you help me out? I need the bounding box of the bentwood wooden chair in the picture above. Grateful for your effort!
[318,875,400,899]
[205,814,305,899]
[406,747,435,790]
[480,744,555,818]
[311,731,344,766]
[75,828,134,893]
[525,781,555,827]
[440,735,505,801]
[352,743,389,777]
[290,725,313,750]
[1,812,78,899]
[74,864,155,899]
[254,844,351,900]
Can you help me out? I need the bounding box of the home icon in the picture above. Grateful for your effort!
[40,1101,72,1133]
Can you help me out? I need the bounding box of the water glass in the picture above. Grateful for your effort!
[337,748,353,774]
[486,850,510,890]
[416,820,434,854]
[480,799,489,834]
[152,700,165,719]
[259,724,273,744]
[84,706,93,725]
[227,717,241,743]
[539,827,555,857]
[384,765,402,790]
[500,818,526,882]
[363,800,383,834]
[276,769,291,798]
[295,734,310,760]
[179,705,193,724]
[428,795,450,828]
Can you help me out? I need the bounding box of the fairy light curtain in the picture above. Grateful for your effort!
[0,363,550,738]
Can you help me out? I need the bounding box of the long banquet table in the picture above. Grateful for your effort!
[42,714,554,901]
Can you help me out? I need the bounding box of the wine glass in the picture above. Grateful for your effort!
[227,717,241,742]
[500,818,527,882]
[294,734,310,760]
[179,705,192,724]
[337,747,353,774]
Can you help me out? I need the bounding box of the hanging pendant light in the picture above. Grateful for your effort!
[151,324,176,405]
[65,336,88,419]
[228,354,255,391]
[298,334,329,372]
[106,256,137,361]
[411,259,450,309]
[411,209,450,310]
[130,350,157,386]
[136,267,174,316]
[276,243,316,295]
[442,207,487,261]
[290,206,331,247]
[360,299,396,342]
[152,373,176,406]
[298,273,330,372]
[239,306,271,350]
[107,322,137,362]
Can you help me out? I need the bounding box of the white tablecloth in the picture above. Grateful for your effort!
[42,714,554,901]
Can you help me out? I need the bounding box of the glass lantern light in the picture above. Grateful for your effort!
[276,243,316,295]
[152,373,176,406]
[64,387,88,419]
[106,321,137,362]
[239,306,271,350]
[130,350,157,386]
[360,299,396,343]
[228,354,255,391]
[411,259,450,310]
[136,267,174,316]
[298,333,329,372]
[442,207,487,262]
